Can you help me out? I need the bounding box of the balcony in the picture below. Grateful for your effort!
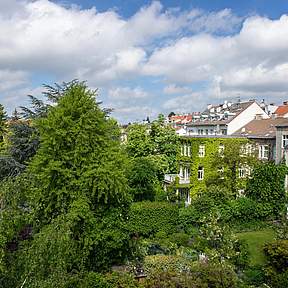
[164,174,190,185]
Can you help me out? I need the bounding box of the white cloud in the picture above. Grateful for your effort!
[163,92,206,113]
[108,86,149,100]
[163,84,193,94]
[0,69,28,93]
[1,1,288,121]
[144,14,288,100]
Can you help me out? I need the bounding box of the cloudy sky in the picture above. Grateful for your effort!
[0,0,288,123]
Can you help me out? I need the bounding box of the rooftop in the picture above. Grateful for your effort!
[233,117,288,138]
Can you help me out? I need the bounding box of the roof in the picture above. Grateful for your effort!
[274,105,288,116]
[233,117,288,138]
[188,101,255,127]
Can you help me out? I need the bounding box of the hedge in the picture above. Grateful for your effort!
[128,201,179,236]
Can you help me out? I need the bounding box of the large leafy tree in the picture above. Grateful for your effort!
[126,115,179,201]
[0,82,132,287]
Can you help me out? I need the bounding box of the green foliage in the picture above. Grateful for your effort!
[179,137,252,196]
[247,162,288,216]
[126,120,179,173]
[144,255,238,288]
[264,239,288,287]
[8,121,39,165]
[0,103,7,148]
[0,82,133,287]
[0,174,31,287]
[128,202,179,237]
[128,156,163,202]
[221,198,274,223]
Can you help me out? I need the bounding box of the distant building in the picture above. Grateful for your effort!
[186,100,269,136]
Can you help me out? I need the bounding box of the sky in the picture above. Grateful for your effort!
[0,0,288,123]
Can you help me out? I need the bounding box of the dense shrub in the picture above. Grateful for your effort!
[264,239,288,288]
[144,255,238,288]
[128,202,179,237]
[221,198,274,222]
[246,163,288,217]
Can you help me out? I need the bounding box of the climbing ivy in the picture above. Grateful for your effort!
[177,137,254,197]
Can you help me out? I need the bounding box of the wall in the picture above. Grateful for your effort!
[228,102,269,135]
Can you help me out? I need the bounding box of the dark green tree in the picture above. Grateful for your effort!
[0,104,7,149]
[0,82,133,287]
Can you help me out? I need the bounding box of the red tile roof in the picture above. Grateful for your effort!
[275,105,288,116]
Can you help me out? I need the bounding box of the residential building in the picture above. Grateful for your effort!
[186,100,269,136]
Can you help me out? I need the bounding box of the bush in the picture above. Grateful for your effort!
[144,255,238,288]
[128,202,179,237]
[264,239,288,288]
[246,163,287,217]
[222,198,274,222]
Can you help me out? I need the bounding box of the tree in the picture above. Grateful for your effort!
[0,82,133,287]
[128,157,162,201]
[0,104,7,149]
[126,118,179,173]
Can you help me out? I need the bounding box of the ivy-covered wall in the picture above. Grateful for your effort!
[177,137,251,197]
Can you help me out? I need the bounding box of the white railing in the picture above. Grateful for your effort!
[179,178,190,184]
[164,174,190,184]
[164,174,177,183]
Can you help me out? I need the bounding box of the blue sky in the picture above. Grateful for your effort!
[0,0,288,123]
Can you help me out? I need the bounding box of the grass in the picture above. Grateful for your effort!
[236,228,276,266]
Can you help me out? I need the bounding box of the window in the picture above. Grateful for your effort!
[239,165,251,178]
[221,129,227,135]
[258,145,269,160]
[238,189,245,198]
[198,166,204,180]
[282,135,288,148]
[198,129,204,135]
[205,129,209,135]
[199,144,205,157]
[218,144,224,156]
[187,145,191,156]
[179,165,190,180]
[239,166,245,178]
[181,144,191,157]
[218,167,224,179]
[240,144,253,156]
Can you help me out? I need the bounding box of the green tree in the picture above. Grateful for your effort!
[128,157,160,201]
[0,82,133,287]
[0,104,7,149]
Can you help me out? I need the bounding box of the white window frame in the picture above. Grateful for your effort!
[198,166,204,180]
[282,135,288,149]
[218,167,224,179]
[258,145,269,160]
[199,144,205,157]
[218,144,224,156]
[239,166,245,178]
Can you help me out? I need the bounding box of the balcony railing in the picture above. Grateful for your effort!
[164,174,190,184]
